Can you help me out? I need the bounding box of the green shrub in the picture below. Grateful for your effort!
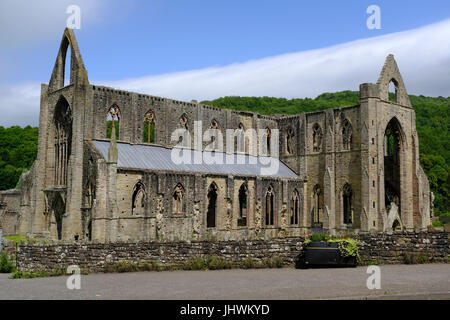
[331,238,361,259]
[0,252,15,273]
[206,256,232,270]
[104,260,139,273]
[242,258,257,269]
[432,220,444,227]
[310,232,329,242]
[10,268,66,279]
[261,256,284,268]
[183,257,208,270]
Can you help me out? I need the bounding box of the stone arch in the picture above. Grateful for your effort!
[311,185,323,227]
[388,78,399,103]
[286,126,295,155]
[131,181,147,215]
[208,119,222,151]
[383,116,410,229]
[312,123,322,152]
[265,185,275,226]
[207,182,218,228]
[52,193,65,240]
[290,189,300,225]
[377,54,411,107]
[83,179,95,240]
[53,95,72,186]
[342,183,353,225]
[341,119,353,150]
[49,28,88,91]
[236,123,247,153]
[178,114,190,147]
[392,219,402,232]
[238,182,248,226]
[106,104,121,140]
[143,110,156,143]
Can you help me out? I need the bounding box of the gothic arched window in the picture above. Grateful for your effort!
[265,186,275,226]
[290,190,300,225]
[312,185,323,225]
[207,183,218,228]
[343,183,353,225]
[342,119,352,150]
[286,127,295,154]
[238,183,248,227]
[106,105,120,140]
[178,114,189,147]
[312,123,322,152]
[209,120,221,151]
[173,183,185,214]
[54,96,72,186]
[132,182,146,215]
[144,110,155,143]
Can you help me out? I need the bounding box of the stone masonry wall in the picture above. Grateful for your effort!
[357,232,449,264]
[14,232,448,272]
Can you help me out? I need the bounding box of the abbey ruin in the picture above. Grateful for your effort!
[0,29,433,242]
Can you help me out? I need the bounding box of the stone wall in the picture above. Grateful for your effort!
[357,232,449,264]
[14,232,448,272]
[16,238,304,272]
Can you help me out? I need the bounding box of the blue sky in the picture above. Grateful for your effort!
[1,0,450,126]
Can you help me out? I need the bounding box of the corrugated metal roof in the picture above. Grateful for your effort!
[92,140,298,179]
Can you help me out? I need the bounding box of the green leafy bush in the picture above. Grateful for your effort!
[331,238,361,259]
[432,220,444,227]
[0,252,15,273]
[10,268,65,279]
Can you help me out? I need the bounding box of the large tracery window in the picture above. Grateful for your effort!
[106,105,120,140]
[312,123,322,152]
[144,110,155,143]
[265,186,275,226]
[342,119,353,150]
[132,182,146,215]
[54,96,72,186]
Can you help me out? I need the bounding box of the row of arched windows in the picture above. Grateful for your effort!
[311,183,354,226]
[309,119,353,153]
[105,105,355,154]
[130,181,302,227]
[104,105,276,155]
[106,106,156,143]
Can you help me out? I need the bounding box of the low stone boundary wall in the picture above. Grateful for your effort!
[357,232,449,264]
[15,232,449,272]
[16,238,304,272]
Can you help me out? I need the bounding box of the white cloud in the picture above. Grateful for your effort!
[2,18,450,127]
[104,18,450,101]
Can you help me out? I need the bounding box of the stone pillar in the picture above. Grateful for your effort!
[106,124,119,242]
[360,83,380,232]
